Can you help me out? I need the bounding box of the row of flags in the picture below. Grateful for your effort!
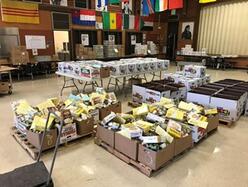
[72,10,154,31]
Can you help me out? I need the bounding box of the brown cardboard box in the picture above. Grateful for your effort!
[97,125,115,147]
[0,82,9,93]
[26,129,57,151]
[76,117,94,136]
[207,114,219,133]
[0,59,10,65]
[114,133,138,160]
[100,67,110,78]
[174,135,193,156]
[138,141,175,170]
[11,51,29,65]
[60,123,78,144]
[99,102,122,120]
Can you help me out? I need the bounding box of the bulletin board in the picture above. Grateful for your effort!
[25,35,46,49]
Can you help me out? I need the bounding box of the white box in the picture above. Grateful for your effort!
[190,125,206,143]
[187,92,212,106]
[142,62,150,72]
[60,123,77,144]
[183,65,206,78]
[109,63,128,76]
[145,87,171,104]
[127,63,137,74]
[136,63,144,72]
[176,78,198,91]
[132,84,146,104]
[80,66,100,78]
[149,62,157,71]
[210,96,242,121]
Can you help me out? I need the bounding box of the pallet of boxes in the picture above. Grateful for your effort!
[11,89,121,160]
[95,98,219,176]
[187,79,248,125]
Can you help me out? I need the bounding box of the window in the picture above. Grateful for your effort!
[75,0,90,8]
[52,12,70,30]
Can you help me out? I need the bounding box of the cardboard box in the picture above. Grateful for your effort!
[145,86,171,104]
[114,133,138,160]
[138,141,175,170]
[26,129,57,151]
[80,66,100,78]
[99,102,122,120]
[0,82,9,93]
[207,114,219,133]
[76,117,94,136]
[100,67,110,78]
[183,65,206,78]
[186,90,212,106]
[89,109,100,123]
[174,135,193,156]
[190,125,206,143]
[97,125,115,147]
[60,123,77,144]
[0,59,10,65]
[132,84,146,104]
[127,63,137,74]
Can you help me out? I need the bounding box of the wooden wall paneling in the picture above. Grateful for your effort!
[97,30,102,45]
[91,0,95,9]
[19,29,55,58]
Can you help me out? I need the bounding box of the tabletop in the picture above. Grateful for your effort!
[0,66,17,73]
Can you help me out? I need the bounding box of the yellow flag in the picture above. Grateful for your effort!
[199,0,216,3]
[1,0,39,24]
[110,12,117,29]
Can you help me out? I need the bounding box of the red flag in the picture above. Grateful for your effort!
[168,0,183,10]
[116,13,122,30]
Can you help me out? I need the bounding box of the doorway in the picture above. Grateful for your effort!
[166,21,179,60]
[53,31,70,61]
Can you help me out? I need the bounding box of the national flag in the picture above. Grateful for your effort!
[1,0,39,24]
[199,0,216,3]
[168,0,183,10]
[102,12,122,30]
[123,14,135,29]
[141,15,154,31]
[72,10,96,26]
[134,15,142,31]
[155,0,168,12]
[142,0,155,16]
[96,0,108,11]
[109,0,120,4]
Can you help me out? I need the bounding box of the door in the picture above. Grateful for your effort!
[166,21,179,60]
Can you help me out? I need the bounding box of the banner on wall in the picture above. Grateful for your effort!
[1,0,40,24]
[102,12,122,30]
[141,0,155,16]
[72,10,96,26]
[122,0,132,14]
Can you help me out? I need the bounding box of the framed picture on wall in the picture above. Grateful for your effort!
[181,22,194,40]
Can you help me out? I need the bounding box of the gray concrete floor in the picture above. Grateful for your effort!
[0,66,248,187]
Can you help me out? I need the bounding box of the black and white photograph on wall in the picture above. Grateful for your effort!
[108,35,115,45]
[131,35,136,45]
[81,34,89,46]
[122,0,132,14]
[181,22,194,40]
[50,0,67,6]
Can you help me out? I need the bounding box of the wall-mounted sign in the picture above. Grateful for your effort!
[81,34,89,46]
[25,35,46,49]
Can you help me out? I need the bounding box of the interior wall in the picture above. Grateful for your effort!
[197,0,248,55]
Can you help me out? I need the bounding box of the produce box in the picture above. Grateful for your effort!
[97,125,115,147]
[190,125,207,143]
[187,90,213,106]
[183,65,206,78]
[0,82,9,93]
[99,102,122,120]
[127,63,137,74]
[60,123,77,144]
[76,117,94,136]
[132,84,147,104]
[138,141,175,170]
[207,114,219,133]
[174,134,193,156]
[26,128,57,151]
[114,133,139,160]
[145,86,171,104]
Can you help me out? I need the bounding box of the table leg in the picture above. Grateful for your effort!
[107,77,112,91]
[100,79,103,88]
[72,78,80,93]
[60,76,67,96]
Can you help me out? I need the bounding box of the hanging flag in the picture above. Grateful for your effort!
[1,0,39,24]
[142,0,155,16]
[199,0,216,3]
[96,0,108,11]
[72,10,96,26]
[102,12,122,30]
[155,0,168,12]
[109,0,120,4]
[141,15,154,31]
[123,14,135,29]
[168,0,183,10]
[134,16,142,31]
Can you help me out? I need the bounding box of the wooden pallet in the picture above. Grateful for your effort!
[94,137,177,177]
[11,127,93,160]
[11,127,39,160]
[219,119,233,126]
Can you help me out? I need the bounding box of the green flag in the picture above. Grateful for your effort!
[109,0,120,4]
[102,12,110,29]
[123,14,129,29]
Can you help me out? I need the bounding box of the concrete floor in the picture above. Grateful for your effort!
[0,66,248,187]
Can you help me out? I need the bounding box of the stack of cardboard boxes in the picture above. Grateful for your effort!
[103,45,123,58]
[10,46,29,65]
[132,80,187,104]
[96,99,219,173]
[75,44,95,60]
[93,45,104,59]
[180,45,207,56]
[135,44,148,55]
[187,79,248,122]
[164,65,210,91]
